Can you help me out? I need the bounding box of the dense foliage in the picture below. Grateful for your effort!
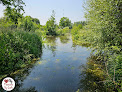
[73,0,122,91]
[0,0,42,76]
[1,0,25,25]
[59,17,72,29]
[18,16,40,32]
[0,30,42,75]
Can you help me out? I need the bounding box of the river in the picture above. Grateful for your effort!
[1,34,92,92]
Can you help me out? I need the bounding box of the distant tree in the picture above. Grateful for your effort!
[32,18,40,25]
[59,17,71,28]
[45,10,57,35]
[74,21,86,26]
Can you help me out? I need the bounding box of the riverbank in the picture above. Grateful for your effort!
[0,30,42,78]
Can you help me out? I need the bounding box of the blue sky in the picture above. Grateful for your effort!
[0,0,86,25]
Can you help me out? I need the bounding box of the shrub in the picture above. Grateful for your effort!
[0,30,42,74]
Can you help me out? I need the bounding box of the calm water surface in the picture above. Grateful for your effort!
[11,35,91,92]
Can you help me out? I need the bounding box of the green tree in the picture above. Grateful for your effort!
[19,16,35,31]
[32,18,40,25]
[4,7,23,25]
[0,0,25,8]
[59,17,71,28]
[85,0,122,91]
[0,0,14,5]
[45,10,57,35]
[1,0,25,25]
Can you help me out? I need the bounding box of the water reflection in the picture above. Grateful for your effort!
[59,34,70,44]
[44,34,71,57]
[78,55,111,92]
[44,36,57,57]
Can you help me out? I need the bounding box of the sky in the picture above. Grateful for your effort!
[0,0,86,25]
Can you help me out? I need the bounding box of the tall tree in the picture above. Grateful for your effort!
[59,17,71,28]
[45,10,57,35]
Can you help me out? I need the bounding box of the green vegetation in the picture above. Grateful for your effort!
[0,0,42,76]
[0,0,121,91]
[57,27,71,35]
[0,30,42,75]
[59,17,72,29]
[80,55,108,92]
[45,10,57,35]
[71,21,91,46]
[71,0,122,91]
[18,16,40,32]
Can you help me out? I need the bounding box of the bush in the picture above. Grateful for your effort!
[0,30,42,74]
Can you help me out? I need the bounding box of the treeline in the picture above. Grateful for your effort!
[0,0,42,76]
[72,0,122,91]
[39,10,86,36]
[42,10,72,36]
